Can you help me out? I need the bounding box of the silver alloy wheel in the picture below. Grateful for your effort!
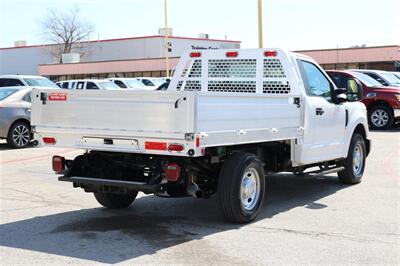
[352,143,364,177]
[240,167,261,211]
[12,124,30,147]
[371,109,389,128]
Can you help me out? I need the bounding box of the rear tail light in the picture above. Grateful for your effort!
[226,51,238,57]
[52,155,65,174]
[190,52,202,58]
[168,143,184,152]
[43,137,56,145]
[165,163,180,182]
[264,50,278,57]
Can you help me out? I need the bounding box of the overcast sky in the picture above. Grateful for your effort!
[0,0,399,50]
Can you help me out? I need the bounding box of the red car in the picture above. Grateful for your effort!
[327,70,400,129]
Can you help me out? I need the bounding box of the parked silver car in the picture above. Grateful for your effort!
[0,87,32,148]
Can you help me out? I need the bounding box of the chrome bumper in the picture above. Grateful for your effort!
[394,109,400,118]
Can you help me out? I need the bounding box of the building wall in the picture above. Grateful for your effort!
[296,45,400,71]
[0,36,240,76]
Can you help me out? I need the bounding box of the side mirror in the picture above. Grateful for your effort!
[332,87,348,104]
[346,78,363,102]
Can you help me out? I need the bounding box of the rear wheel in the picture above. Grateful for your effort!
[218,152,265,223]
[368,105,394,130]
[337,133,366,184]
[7,121,31,149]
[94,192,138,209]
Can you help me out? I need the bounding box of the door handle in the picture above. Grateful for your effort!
[316,107,324,116]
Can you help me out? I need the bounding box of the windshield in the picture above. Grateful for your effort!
[98,81,120,90]
[0,88,18,100]
[349,72,383,87]
[380,72,400,86]
[126,79,145,88]
[23,78,58,88]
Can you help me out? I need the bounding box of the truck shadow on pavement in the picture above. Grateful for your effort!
[0,174,348,264]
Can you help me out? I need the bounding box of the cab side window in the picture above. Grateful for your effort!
[328,72,350,89]
[300,61,332,100]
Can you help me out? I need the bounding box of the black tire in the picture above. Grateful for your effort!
[368,105,394,130]
[7,121,31,149]
[218,152,265,223]
[94,192,138,209]
[337,133,366,184]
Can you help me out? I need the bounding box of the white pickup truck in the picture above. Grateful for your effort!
[31,49,371,223]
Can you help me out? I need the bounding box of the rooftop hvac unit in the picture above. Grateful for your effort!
[14,40,27,47]
[159,28,173,36]
[61,53,80,63]
[199,33,209,39]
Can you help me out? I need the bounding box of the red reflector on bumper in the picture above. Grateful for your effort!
[165,163,180,182]
[43,137,56,144]
[145,141,167,151]
[52,155,65,173]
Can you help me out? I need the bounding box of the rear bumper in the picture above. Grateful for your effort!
[59,175,162,194]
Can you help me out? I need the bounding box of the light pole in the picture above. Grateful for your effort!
[164,0,170,77]
[258,0,263,48]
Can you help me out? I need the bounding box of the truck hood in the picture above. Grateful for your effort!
[370,86,400,94]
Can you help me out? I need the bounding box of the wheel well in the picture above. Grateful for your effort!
[366,100,393,113]
[8,119,31,134]
[354,124,370,156]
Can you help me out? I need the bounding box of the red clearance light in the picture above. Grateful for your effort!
[52,155,65,174]
[190,52,202,58]
[264,50,278,57]
[168,143,184,152]
[43,137,56,145]
[226,51,238,57]
[196,136,200,147]
[165,163,180,182]
[145,141,167,151]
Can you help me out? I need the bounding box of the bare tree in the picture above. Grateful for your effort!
[41,7,94,63]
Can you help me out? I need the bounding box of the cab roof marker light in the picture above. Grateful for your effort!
[190,52,202,58]
[226,51,238,58]
[264,50,278,57]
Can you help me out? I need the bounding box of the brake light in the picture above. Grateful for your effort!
[168,143,184,152]
[190,52,202,58]
[226,51,238,57]
[145,141,167,151]
[52,155,65,174]
[43,137,56,145]
[264,50,278,57]
[165,163,180,182]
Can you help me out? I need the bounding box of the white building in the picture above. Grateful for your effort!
[0,35,240,81]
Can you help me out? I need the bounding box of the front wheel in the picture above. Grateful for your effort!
[337,133,366,184]
[218,152,265,223]
[368,105,394,130]
[94,192,138,209]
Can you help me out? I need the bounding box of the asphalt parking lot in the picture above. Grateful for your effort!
[0,128,399,265]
